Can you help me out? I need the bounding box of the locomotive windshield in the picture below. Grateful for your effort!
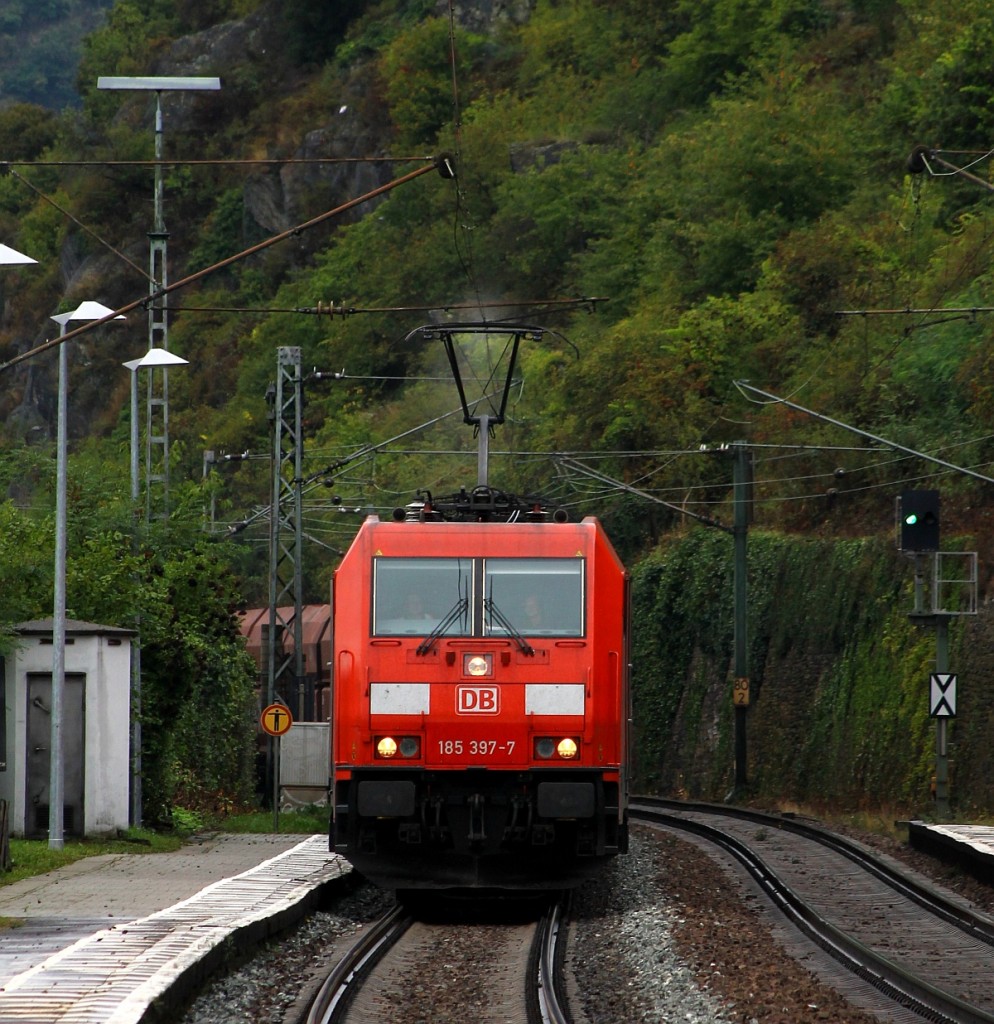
[372,556,584,637]
[372,557,472,636]
[484,558,583,637]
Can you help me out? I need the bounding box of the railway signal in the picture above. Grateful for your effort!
[899,489,940,551]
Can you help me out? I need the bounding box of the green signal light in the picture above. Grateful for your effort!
[899,489,939,551]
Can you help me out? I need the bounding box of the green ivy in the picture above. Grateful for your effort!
[631,529,979,814]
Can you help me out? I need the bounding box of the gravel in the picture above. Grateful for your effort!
[175,882,395,1024]
[175,824,993,1024]
[567,835,734,1023]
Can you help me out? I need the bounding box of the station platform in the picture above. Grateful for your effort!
[908,821,994,886]
[0,832,350,1023]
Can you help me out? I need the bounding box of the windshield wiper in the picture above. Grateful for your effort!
[484,598,534,656]
[416,597,469,656]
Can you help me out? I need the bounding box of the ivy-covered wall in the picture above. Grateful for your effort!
[631,529,994,816]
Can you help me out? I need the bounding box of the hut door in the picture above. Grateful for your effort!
[25,673,85,837]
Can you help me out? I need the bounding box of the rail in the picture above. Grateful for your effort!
[531,895,571,1024]
[305,904,412,1024]
[631,800,994,1024]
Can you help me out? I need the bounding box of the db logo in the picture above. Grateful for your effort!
[456,686,500,714]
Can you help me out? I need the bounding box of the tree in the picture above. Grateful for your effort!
[379,18,489,148]
[0,104,58,161]
[0,450,258,822]
[139,539,257,821]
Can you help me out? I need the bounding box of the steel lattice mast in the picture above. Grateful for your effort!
[97,76,221,520]
[267,347,305,716]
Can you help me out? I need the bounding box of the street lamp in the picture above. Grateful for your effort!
[97,75,220,522]
[123,347,190,504]
[0,244,37,265]
[121,347,188,828]
[0,244,34,790]
[48,301,125,850]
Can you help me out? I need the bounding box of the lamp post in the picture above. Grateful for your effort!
[48,301,125,850]
[122,347,188,827]
[0,244,37,265]
[97,76,220,522]
[0,243,35,794]
[123,347,190,503]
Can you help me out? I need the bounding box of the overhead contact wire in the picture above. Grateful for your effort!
[0,158,443,373]
[5,165,151,282]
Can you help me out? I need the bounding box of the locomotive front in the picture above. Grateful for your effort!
[331,511,629,889]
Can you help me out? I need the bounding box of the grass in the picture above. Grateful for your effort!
[2,829,181,889]
[0,804,329,903]
[219,804,329,834]
[767,800,994,840]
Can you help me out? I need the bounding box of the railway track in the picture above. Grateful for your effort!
[304,904,413,1024]
[632,798,994,1024]
[304,896,572,1024]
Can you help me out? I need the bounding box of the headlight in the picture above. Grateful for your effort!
[535,736,580,760]
[464,653,493,677]
[398,736,420,758]
[375,736,420,759]
[535,737,556,759]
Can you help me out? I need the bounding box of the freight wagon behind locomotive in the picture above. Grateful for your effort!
[330,489,630,889]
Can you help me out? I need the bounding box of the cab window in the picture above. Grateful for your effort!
[372,557,471,636]
[483,558,584,637]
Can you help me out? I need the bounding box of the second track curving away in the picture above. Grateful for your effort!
[632,798,994,1024]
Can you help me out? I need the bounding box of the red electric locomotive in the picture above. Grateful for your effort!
[330,489,630,889]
